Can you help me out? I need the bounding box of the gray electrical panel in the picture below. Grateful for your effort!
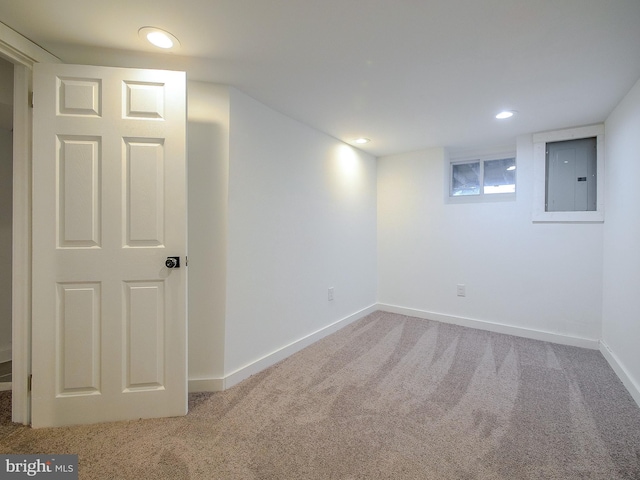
[545,137,597,212]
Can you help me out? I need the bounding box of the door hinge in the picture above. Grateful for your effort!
[28,91,33,108]
[27,374,32,392]
[185,256,188,266]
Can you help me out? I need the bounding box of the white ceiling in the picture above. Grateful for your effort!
[1,0,640,156]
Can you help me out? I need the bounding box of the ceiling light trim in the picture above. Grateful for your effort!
[138,26,180,50]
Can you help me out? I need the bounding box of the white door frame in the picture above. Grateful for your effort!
[0,22,60,424]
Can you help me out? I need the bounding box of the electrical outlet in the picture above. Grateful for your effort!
[456,284,466,297]
[328,287,334,301]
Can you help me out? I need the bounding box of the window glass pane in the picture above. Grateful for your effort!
[451,162,480,196]
[483,158,516,194]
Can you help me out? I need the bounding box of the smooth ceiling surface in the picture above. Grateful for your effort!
[1,0,640,156]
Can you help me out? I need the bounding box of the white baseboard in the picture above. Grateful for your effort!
[187,303,610,394]
[188,304,378,393]
[377,303,600,350]
[0,347,11,364]
[600,341,640,409]
[188,377,224,393]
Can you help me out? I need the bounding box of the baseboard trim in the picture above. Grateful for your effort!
[0,348,11,364]
[600,341,640,408]
[377,303,600,350]
[188,377,224,393]
[188,303,607,394]
[188,304,378,393]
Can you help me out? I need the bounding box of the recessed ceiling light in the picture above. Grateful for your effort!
[139,27,180,50]
[354,138,370,144]
[496,110,516,119]
[507,165,516,171]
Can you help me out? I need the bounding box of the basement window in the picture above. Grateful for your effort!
[447,148,516,203]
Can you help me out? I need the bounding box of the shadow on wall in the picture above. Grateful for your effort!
[0,127,11,366]
[186,120,227,381]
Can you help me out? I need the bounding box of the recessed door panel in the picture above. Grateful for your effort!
[57,283,101,396]
[124,282,165,390]
[57,77,101,117]
[57,135,101,248]
[124,138,164,247]
[123,81,164,119]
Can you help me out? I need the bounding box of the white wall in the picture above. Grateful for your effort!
[180,75,639,399]
[186,81,230,383]
[224,88,377,377]
[602,76,640,402]
[0,127,11,363]
[377,138,603,345]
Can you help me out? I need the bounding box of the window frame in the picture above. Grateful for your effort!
[445,147,517,204]
[532,124,604,223]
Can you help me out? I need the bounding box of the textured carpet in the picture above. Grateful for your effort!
[1,311,639,479]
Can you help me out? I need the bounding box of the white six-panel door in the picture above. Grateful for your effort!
[31,63,187,428]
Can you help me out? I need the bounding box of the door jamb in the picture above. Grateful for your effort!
[0,22,60,424]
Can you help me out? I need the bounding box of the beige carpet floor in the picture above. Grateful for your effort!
[1,310,640,479]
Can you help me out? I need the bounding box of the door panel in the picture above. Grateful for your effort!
[32,63,187,428]
[125,139,164,246]
[58,282,101,395]
[125,281,165,390]
[58,135,101,247]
